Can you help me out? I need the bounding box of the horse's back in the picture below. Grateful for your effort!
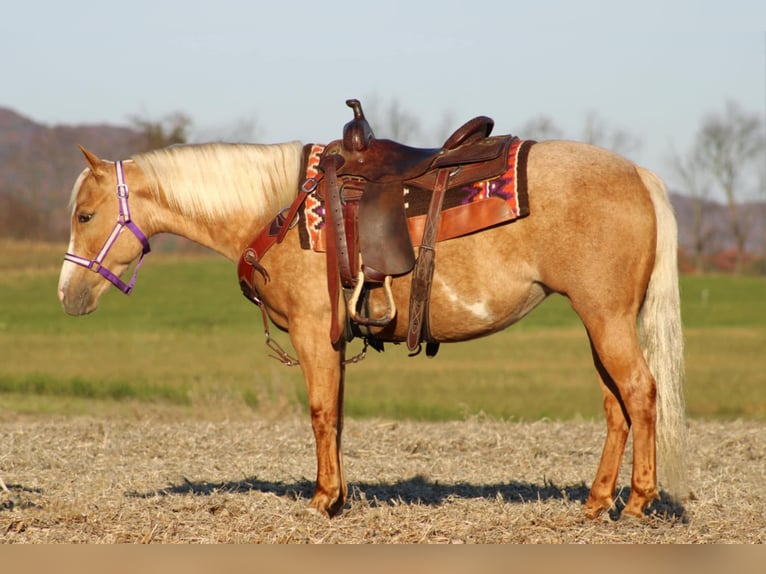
[407,140,659,341]
[527,140,656,222]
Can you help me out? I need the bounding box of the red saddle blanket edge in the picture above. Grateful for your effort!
[299,139,534,252]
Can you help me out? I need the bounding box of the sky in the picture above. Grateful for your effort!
[2,0,765,191]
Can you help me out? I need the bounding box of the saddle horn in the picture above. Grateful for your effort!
[343,99,375,152]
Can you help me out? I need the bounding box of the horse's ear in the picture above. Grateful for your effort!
[79,145,107,175]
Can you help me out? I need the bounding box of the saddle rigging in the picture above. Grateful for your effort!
[239,99,519,357]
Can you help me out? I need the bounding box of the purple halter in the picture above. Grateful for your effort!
[63,161,151,295]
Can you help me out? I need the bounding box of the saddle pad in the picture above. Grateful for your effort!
[298,139,534,252]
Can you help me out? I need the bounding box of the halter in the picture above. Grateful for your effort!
[63,161,151,295]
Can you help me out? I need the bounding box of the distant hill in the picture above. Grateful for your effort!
[670,192,765,264]
[0,107,146,240]
[0,107,763,263]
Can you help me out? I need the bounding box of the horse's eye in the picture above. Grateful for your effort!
[77,213,93,224]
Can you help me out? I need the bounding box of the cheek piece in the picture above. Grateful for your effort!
[63,161,151,295]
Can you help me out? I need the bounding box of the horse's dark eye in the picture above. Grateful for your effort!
[77,213,93,224]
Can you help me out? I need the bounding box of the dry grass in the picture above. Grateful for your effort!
[1,412,763,543]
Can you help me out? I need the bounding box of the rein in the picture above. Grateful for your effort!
[64,161,151,295]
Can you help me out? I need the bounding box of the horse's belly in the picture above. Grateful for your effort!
[365,262,546,343]
[425,272,548,341]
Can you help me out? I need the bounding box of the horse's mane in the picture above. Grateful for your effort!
[131,142,304,224]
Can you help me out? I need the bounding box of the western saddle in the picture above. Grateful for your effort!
[240,99,516,357]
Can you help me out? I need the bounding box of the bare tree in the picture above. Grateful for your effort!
[362,97,422,145]
[670,147,714,272]
[129,111,193,151]
[582,110,642,157]
[692,101,765,274]
[381,99,421,144]
[194,116,259,143]
[432,110,458,145]
[520,115,564,141]
[518,112,640,157]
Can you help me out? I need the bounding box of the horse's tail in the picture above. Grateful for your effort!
[636,166,688,500]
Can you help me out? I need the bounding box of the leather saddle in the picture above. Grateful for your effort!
[317,99,515,353]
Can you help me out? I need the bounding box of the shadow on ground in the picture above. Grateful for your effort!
[1,483,43,512]
[126,475,686,520]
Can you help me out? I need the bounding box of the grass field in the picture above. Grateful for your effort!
[1,239,764,421]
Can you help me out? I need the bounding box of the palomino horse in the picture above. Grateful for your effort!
[58,137,686,519]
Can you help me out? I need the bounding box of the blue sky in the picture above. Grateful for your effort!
[3,0,764,189]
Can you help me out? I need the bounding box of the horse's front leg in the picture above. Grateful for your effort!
[290,321,347,517]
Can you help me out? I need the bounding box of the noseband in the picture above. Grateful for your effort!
[63,161,151,295]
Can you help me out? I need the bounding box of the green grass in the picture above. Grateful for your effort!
[1,241,764,420]
[680,274,766,327]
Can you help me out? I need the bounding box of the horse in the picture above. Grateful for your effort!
[58,135,687,520]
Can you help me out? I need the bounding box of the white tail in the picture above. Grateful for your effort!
[636,166,688,500]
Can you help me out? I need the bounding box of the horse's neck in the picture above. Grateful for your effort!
[136,143,304,262]
[157,206,266,262]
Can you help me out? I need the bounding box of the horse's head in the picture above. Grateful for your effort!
[58,147,152,315]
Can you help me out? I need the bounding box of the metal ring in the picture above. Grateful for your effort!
[301,177,318,193]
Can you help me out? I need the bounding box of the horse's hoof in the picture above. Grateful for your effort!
[584,505,605,520]
[327,499,346,518]
[583,496,613,520]
[620,506,647,520]
[621,489,657,519]
[306,497,331,518]
[307,492,345,518]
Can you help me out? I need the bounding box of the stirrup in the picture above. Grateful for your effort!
[347,272,396,328]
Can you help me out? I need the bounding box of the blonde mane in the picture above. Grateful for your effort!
[132,142,305,224]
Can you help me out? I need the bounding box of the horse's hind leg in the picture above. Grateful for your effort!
[582,316,659,519]
[584,352,631,519]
